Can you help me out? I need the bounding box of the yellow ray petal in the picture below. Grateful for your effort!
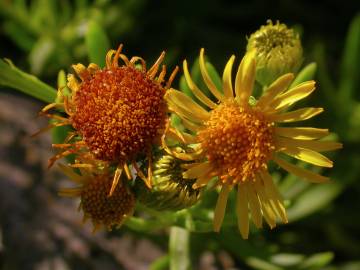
[274,127,329,140]
[279,146,333,167]
[199,48,224,102]
[273,156,330,183]
[214,184,231,232]
[183,59,218,109]
[164,127,187,144]
[259,170,288,223]
[87,63,100,74]
[181,117,203,132]
[193,175,212,189]
[253,179,276,228]
[58,163,85,184]
[109,165,123,196]
[72,63,89,80]
[222,55,235,99]
[58,187,82,197]
[268,107,323,123]
[246,183,263,228]
[237,184,249,239]
[67,74,80,92]
[259,170,282,200]
[168,103,204,124]
[183,162,213,179]
[235,50,256,105]
[166,89,210,121]
[162,143,204,161]
[268,81,316,111]
[257,73,294,109]
[181,132,198,144]
[276,136,343,152]
[167,127,197,145]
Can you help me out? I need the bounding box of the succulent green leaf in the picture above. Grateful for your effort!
[85,20,111,67]
[28,36,55,75]
[150,255,170,270]
[339,14,360,102]
[287,182,343,221]
[0,58,56,103]
[290,62,317,88]
[298,252,334,270]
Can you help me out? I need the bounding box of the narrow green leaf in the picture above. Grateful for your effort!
[179,75,196,99]
[150,255,170,270]
[270,253,305,267]
[191,57,222,98]
[169,227,191,270]
[85,20,111,67]
[287,182,343,221]
[0,59,56,103]
[28,36,55,75]
[51,70,74,163]
[205,61,222,91]
[339,14,360,101]
[246,257,282,270]
[290,62,317,88]
[312,43,337,108]
[299,252,334,270]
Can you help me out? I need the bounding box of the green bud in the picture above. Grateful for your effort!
[247,20,303,86]
[135,150,202,211]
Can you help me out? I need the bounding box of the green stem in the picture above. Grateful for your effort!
[169,227,191,270]
[125,216,172,232]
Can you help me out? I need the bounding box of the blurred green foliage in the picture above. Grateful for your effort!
[0,0,144,75]
[0,1,359,269]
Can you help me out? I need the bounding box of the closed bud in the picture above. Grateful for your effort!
[247,20,303,86]
[135,149,203,211]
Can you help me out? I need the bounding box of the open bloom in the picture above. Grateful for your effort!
[163,49,342,239]
[58,164,136,231]
[40,45,178,194]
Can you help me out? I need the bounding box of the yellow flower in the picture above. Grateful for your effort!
[40,45,178,194]
[163,48,342,239]
[58,164,136,232]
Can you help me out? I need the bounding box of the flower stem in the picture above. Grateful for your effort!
[169,226,192,270]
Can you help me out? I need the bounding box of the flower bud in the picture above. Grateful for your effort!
[247,20,303,86]
[135,150,202,211]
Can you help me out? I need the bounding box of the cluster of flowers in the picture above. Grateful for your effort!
[40,21,341,238]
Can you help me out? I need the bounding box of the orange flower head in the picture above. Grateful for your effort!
[198,100,275,184]
[39,45,178,191]
[59,166,135,231]
[80,174,135,230]
[70,46,172,163]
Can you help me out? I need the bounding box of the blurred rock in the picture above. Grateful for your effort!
[0,92,164,269]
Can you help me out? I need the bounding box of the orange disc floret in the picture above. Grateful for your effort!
[80,174,136,230]
[70,65,167,162]
[197,100,275,183]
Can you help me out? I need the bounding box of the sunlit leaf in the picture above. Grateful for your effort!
[28,36,55,75]
[298,252,334,270]
[287,182,343,221]
[85,20,110,67]
[0,58,56,103]
[290,62,317,88]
